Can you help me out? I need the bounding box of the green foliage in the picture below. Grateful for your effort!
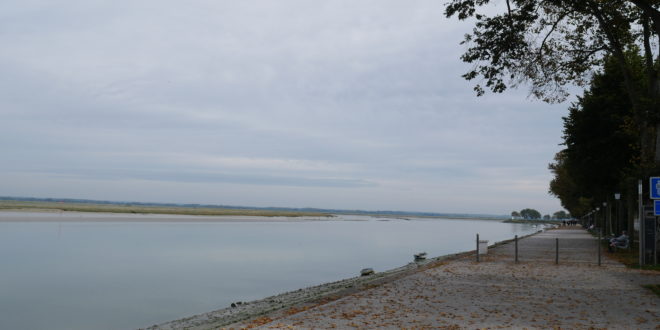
[643,284,660,296]
[444,0,659,103]
[549,55,642,216]
[511,211,521,217]
[519,208,542,219]
[552,210,569,219]
[604,240,660,271]
[445,0,660,172]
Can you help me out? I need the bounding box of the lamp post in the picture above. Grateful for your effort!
[603,202,609,235]
[596,207,600,230]
[614,193,621,235]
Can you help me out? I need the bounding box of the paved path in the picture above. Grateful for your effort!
[248,228,659,329]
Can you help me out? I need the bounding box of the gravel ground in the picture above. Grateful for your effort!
[245,228,660,329]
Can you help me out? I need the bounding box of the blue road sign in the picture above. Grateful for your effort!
[655,200,660,216]
[651,177,660,199]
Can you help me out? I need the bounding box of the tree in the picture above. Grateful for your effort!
[553,210,569,219]
[520,208,542,219]
[549,150,588,216]
[511,211,521,218]
[543,214,551,220]
[445,0,660,171]
[548,55,641,217]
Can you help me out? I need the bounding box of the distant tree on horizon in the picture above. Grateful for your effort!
[511,211,521,218]
[520,208,542,220]
[552,210,569,219]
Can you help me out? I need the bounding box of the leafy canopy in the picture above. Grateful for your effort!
[445,0,659,104]
[549,55,641,216]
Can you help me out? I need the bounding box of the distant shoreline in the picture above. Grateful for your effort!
[0,210,332,223]
[0,199,556,223]
[0,196,511,220]
[0,200,330,218]
[0,209,515,223]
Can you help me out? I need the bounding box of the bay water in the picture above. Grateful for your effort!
[0,212,541,329]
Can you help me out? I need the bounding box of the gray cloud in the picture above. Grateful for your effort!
[0,0,570,214]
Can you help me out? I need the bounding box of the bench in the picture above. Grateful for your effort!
[609,239,629,252]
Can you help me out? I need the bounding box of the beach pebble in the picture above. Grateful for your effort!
[360,268,375,276]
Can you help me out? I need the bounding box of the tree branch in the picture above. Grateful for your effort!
[537,12,568,62]
[569,46,609,61]
[642,14,657,96]
[589,1,640,107]
[505,0,515,32]
[627,0,660,31]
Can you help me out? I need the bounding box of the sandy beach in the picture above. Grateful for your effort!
[152,228,659,329]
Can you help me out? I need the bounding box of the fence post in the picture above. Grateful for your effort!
[598,229,602,266]
[515,235,518,263]
[555,238,559,265]
[476,233,480,262]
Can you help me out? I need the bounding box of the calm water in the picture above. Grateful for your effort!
[0,212,541,330]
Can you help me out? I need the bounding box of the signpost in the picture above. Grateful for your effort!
[639,180,643,266]
[651,177,660,199]
[646,178,659,265]
[643,206,657,265]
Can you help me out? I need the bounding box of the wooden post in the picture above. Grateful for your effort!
[476,233,480,262]
[555,238,559,265]
[515,235,518,263]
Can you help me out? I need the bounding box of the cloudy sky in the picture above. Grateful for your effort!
[0,0,572,215]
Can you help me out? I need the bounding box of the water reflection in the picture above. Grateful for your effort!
[0,213,538,330]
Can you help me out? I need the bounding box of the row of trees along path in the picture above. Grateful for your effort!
[445,1,660,239]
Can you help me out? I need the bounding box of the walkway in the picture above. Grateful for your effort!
[247,228,659,329]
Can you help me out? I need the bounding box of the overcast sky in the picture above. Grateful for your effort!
[0,0,572,215]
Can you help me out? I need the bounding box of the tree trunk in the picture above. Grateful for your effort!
[655,122,660,164]
[654,74,660,166]
[627,189,635,243]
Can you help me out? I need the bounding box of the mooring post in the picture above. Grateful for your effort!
[555,238,559,265]
[598,229,602,266]
[515,235,518,263]
[476,233,480,262]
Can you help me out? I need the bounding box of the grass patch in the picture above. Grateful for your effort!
[0,200,330,217]
[642,284,660,297]
[601,240,660,271]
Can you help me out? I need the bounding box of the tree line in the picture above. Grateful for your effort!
[445,1,659,237]
[511,209,570,220]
